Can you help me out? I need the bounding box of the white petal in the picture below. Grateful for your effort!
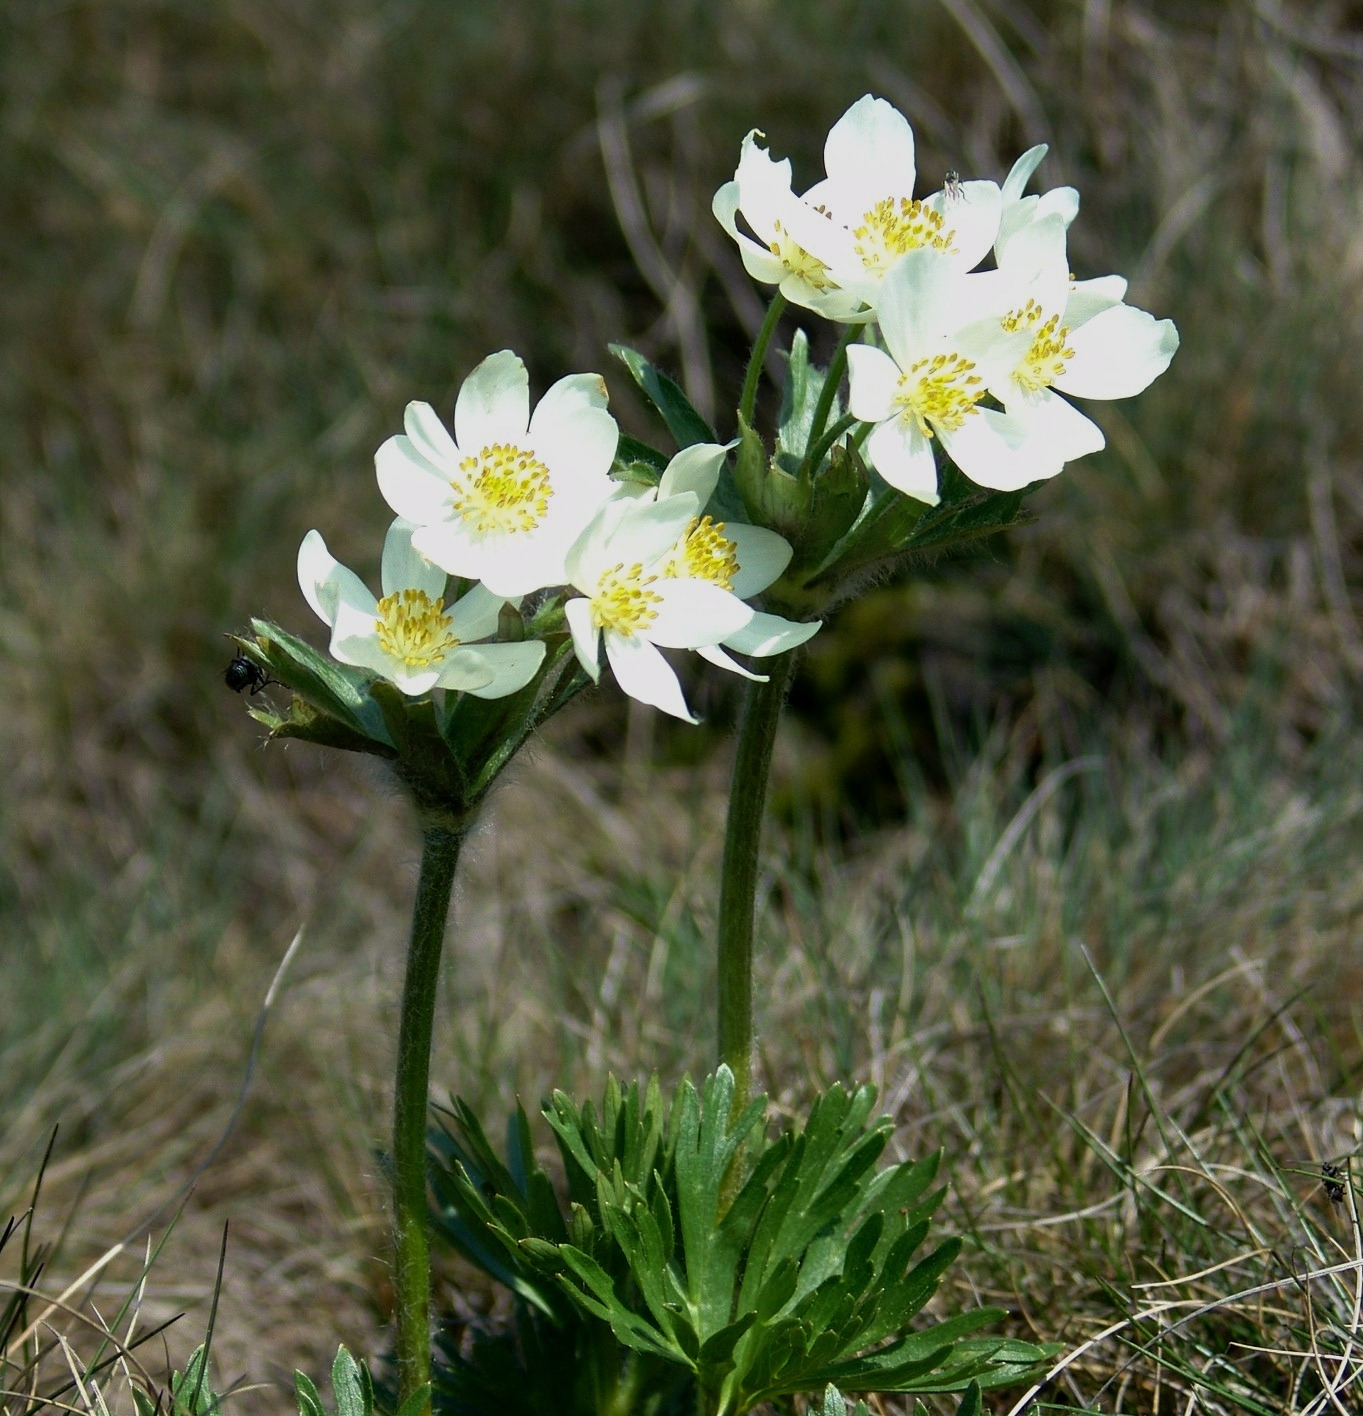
[445,581,511,642]
[535,371,609,417]
[996,212,1070,301]
[724,610,821,656]
[438,640,546,698]
[875,249,957,366]
[403,401,459,471]
[454,350,529,452]
[1007,387,1105,463]
[696,642,768,682]
[429,649,497,694]
[528,398,619,488]
[725,522,793,599]
[1002,145,1048,202]
[375,435,453,526]
[604,632,698,723]
[1035,186,1080,227]
[576,495,700,589]
[657,442,728,503]
[939,407,1058,491]
[734,130,795,246]
[714,179,792,283]
[1064,275,1128,328]
[564,596,601,681]
[647,579,752,648]
[1054,306,1180,400]
[329,592,386,672]
[847,344,903,423]
[297,529,367,628]
[866,417,940,504]
[926,181,1001,271]
[822,94,915,215]
[381,518,446,599]
[388,665,443,697]
[411,522,567,599]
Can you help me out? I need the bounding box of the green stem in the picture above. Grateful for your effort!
[738,294,787,428]
[716,651,797,1112]
[799,323,864,479]
[392,823,463,1415]
[803,412,859,477]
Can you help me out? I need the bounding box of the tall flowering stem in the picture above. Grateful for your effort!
[716,649,796,1113]
[392,821,464,1413]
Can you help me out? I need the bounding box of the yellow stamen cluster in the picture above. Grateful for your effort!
[452,443,552,535]
[374,588,459,668]
[768,220,838,292]
[590,563,662,636]
[664,516,740,591]
[1003,302,1074,391]
[895,353,984,436]
[854,197,956,272]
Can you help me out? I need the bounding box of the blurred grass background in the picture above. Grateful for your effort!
[4,0,1363,1410]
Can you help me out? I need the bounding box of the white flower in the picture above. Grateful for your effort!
[563,493,755,724]
[978,214,1180,479]
[713,131,867,321]
[375,350,619,599]
[846,249,1047,501]
[641,443,821,680]
[297,518,546,698]
[995,144,1079,263]
[715,95,1004,321]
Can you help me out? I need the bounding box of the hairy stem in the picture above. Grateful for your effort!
[738,294,788,428]
[392,823,463,1415]
[716,651,797,1112]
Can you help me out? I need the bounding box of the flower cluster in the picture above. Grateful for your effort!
[716,94,1179,504]
[300,352,817,723]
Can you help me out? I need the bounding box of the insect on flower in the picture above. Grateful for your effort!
[224,653,274,695]
[943,169,964,204]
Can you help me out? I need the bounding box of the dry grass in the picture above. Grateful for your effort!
[5,0,1363,1412]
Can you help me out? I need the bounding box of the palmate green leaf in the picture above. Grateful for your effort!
[610,345,716,449]
[671,1068,768,1336]
[330,1346,373,1416]
[294,1371,326,1416]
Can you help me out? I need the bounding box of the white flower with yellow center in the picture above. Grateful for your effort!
[563,492,756,724]
[638,444,821,679]
[375,350,618,599]
[712,131,867,321]
[846,249,1048,501]
[977,214,1180,482]
[718,95,1004,322]
[297,518,546,698]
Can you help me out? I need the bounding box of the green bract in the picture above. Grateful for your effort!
[427,1070,1053,1416]
[233,612,586,824]
[611,339,1037,623]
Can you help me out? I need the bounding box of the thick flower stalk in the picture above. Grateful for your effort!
[710,92,1180,1110]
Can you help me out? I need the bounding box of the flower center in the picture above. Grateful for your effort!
[853,197,955,273]
[663,516,740,591]
[768,220,838,292]
[894,352,984,436]
[590,563,662,637]
[452,443,552,535]
[1002,301,1075,392]
[374,588,459,668]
